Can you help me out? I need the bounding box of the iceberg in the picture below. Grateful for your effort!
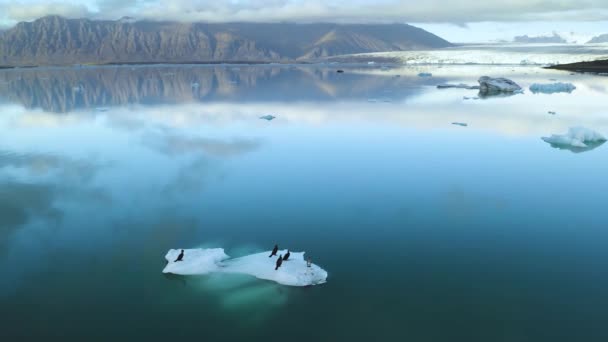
[163,248,328,287]
[437,83,480,90]
[418,72,432,77]
[541,127,607,152]
[478,76,522,94]
[529,82,576,94]
[259,115,276,121]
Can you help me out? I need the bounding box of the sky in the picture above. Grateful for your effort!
[1,0,608,43]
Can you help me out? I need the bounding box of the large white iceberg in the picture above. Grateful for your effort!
[163,248,328,287]
[541,127,607,150]
[529,82,576,94]
[478,76,522,94]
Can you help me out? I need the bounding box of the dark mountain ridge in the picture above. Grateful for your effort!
[0,16,452,66]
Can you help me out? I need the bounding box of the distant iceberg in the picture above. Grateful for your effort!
[478,76,522,94]
[529,82,576,94]
[418,72,432,77]
[163,248,328,287]
[259,115,276,121]
[542,127,606,152]
[437,83,480,90]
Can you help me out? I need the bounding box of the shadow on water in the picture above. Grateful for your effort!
[544,140,606,153]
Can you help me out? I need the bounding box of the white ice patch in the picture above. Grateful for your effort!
[163,248,229,275]
[529,82,576,94]
[163,248,328,287]
[541,127,607,148]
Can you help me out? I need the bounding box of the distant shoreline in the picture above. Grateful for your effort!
[0,61,311,69]
[546,59,608,73]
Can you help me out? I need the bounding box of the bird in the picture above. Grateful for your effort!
[269,244,279,257]
[174,249,184,262]
[275,255,283,270]
[283,250,290,261]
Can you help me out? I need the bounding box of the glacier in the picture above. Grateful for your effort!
[163,248,328,287]
[541,127,607,152]
[529,82,576,94]
[347,44,608,65]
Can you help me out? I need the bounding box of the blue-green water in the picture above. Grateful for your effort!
[1,64,608,341]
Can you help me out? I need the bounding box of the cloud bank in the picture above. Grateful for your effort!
[1,0,608,27]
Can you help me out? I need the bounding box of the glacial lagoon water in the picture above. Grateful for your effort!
[1,64,608,341]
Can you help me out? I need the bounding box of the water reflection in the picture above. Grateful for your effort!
[0,65,432,113]
[2,65,608,340]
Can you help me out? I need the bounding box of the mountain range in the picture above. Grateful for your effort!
[0,16,451,66]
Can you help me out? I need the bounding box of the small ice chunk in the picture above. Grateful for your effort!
[437,83,480,90]
[163,248,328,287]
[191,82,200,89]
[478,76,522,94]
[542,127,607,149]
[529,82,576,94]
[367,61,376,65]
[418,72,432,77]
[259,115,276,121]
[452,122,468,127]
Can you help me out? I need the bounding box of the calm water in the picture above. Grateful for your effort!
[1,64,608,341]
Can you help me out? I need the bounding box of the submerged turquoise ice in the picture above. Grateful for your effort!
[1,64,608,341]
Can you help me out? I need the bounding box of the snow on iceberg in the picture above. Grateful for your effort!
[529,82,576,94]
[478,76,522,94]
[541,127,607,152]
[163,248,328,287]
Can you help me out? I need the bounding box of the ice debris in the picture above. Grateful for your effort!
[260,115,276,121]
[437,83,480,90]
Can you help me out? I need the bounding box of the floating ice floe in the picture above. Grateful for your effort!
[259,115,276,121]
[163,248,328,287]
[541,127,607,152]
[418,72,432,77]
[478,76,522,94]
[437,83,480,90]
[529,82,576,94]
[452,122,468,127]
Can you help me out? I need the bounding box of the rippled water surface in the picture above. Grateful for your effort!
[1,64,608,341]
